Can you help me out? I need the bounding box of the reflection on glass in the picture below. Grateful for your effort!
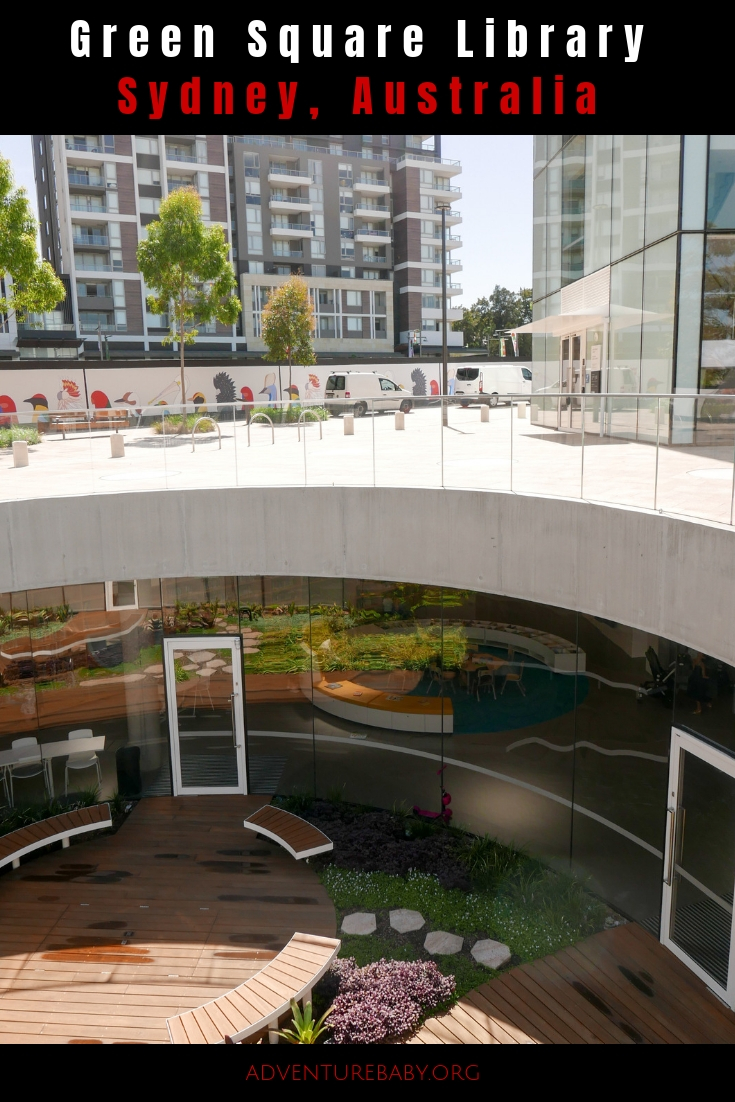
[561,136,585,286]
[171,643,240,790]
[701,235,735,391]
[670,750,735,987]
[707,136,735,230]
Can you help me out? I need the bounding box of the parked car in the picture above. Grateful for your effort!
[324,371,413,417]
[453,364,533,406]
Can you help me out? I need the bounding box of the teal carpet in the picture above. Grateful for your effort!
[412,647,587,734]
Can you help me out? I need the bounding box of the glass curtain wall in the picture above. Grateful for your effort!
[3,574,735,934]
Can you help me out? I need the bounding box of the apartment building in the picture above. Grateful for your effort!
[29,133,463,358]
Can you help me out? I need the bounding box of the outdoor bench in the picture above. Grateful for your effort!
[167,931,341,1044]
[0,803,112,870]
[242,805,333,860]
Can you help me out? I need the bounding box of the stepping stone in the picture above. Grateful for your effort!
[390,908,425,933]
[190,651,216,664]
[196,668,215,678]
[181,663,198,672]
[341,912,376,935]
[424,931,463,955]
[144,664,163,675]
[471,939,512,969]
[206,659,226,668]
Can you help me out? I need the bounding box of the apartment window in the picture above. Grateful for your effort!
[309,186,324,208]
[375,318,387,335]
[308,159,323,183]
[340,266,355,278]
[421,220,437,236]
[43,194,47,209]
[341,244,355,259]
[340,215,354,234]
[135,136,159,156]
[312,263,326,276]
[346,290,361,307]
[363,269,380,279]
[75,252,109,271]
[374,292,386,312]
[112,281,125,308]
[249,260,264,273]
[420,169,434,185]
[246,207,262,226]
[346,316,362,332]
[137,168,161,187]
[247,234,263,253]
[197,172,210,199]
[338,164,353,186]
[311,213,325,236]
[421,270,437,285]
[311,240,326,258]
[318,289,334,307]
[39,139,43,155]
[421,245,440,262]
[139,197,161,214]
[45,221,49,236]
[330,144,343,154]
[381,135,389,145]
[275,265,291,275]
[245,179,261,197]
[422,294,440,309]
[41,167,45,183]
[339,191,353,214]
[319,316,336,337]
[420,195,434,213]
[244,152,260,177]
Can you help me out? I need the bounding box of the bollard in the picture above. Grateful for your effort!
[12,440,29,467]
[481,404,490,423]
[343,414,354,436]
[394,411,405,430]
[517,402,527,419]
[110,433,125,458]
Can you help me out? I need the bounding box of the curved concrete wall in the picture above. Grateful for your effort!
[1,486,733,665]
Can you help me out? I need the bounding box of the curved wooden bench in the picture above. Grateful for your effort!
[243,805,333,860]
[167,931,341,1044]
[0,803,112,870]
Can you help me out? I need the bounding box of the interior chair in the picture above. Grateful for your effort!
[426,665,443,694]
[476,667,497,701]
[9,737,46,807]
[65,729,102,797]
[501,661,526,696]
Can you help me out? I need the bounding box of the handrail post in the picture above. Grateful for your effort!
[654,396,661,512]
[440,396,444,488]
[509,396,514,492]
[730,408,735,526]
[580,393,585,499]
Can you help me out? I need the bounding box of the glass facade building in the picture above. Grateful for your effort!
[530,136,735,423]
[2,573,734,941]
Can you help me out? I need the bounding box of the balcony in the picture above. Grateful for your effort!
[67,173,106,190]
[421,182,462,199]
[355,229,392,244]
[354,178,391,195]
[269,196,313,213]
[421,233,462,249]
[396,153,462,176]
[165,149,199,164]
[353,204,391,219]
[72,234,109,248]
[267,168,310,187]
[79,320,124,333]
[362,255,388,263]
[69,198,109,213]
[270,222,314,238]
[65,138,115,155]
[75,259,112,272]
[272,249,304,259]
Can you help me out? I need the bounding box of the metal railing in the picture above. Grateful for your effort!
[269,195,312,205]
[231,136,457,168]
[272,249,304,258]
[356,177,390,187]
[4,393,735,530]
[67,173,105,187]
[267,168,310,179]
[355,229,391,238]
[72,235,109,247]
[270,222,312,232]
[422,183,461,194]
[65,140,115,154]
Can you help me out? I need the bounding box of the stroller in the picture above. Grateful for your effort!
[636,646,676,702]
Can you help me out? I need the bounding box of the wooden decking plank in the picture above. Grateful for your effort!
[534,957,635,1044]
[463,989,536,1044]
[458,991,521,1043]
[471,980,564,1044]
[435,1002,500,1044]
[509,967,602,1044]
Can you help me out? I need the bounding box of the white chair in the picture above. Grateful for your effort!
[65,729,102,796]
[9,737,46,806]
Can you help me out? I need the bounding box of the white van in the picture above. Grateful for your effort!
[324,371,413,417]
[454,363,533,406]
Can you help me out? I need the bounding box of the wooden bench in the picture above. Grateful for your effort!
[0,803,112,870]
[167,931,341,1044]
[243,805,333,860]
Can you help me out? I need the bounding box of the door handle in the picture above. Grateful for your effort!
[229,692,237,748]
[664,806,676,886]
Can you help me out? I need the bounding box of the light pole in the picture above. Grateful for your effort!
[436,201,451,426]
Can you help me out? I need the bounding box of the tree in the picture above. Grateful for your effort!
[136,187,241,413]
[261,276,316,392]
[454,285,533,357]
[0,153,65,323]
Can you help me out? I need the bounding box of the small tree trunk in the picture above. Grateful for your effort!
[177,289,187,435]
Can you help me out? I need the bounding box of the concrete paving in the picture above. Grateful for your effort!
[1,405,734,529]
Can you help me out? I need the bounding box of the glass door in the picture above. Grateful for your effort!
[163,636,247,795]
[661,728,735,1006]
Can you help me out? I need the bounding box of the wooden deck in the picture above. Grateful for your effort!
[408,923,735,1044]
[0,796,336,1044]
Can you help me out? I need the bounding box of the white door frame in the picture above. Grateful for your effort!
[661,726,735,1007]
[163,635,247,797]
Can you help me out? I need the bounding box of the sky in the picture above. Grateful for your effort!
[0,132,533,308]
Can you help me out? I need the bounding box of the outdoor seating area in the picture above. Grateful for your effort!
[242,805,334,861]
[0,733,106,805]
[0,802,111,871]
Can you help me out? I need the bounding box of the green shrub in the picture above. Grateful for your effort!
[152,414,216,434]
[0,425,41,448]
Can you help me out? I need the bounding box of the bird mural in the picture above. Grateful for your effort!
[213,372,236,409]
[0,395,17,427]
[283,384,300,402]
[240,385,253,406]
[57,379,82,410]
[430,379,440,396]
[305,373,320,400]
[259,372,277,404]
[24,394,51,429]
[411,368,427,396]
[148,374,187,408]
[90,390,111,410]
[191,392,207,414]
[114,391,141,415]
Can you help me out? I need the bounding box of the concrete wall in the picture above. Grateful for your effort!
[1,486,733,665]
